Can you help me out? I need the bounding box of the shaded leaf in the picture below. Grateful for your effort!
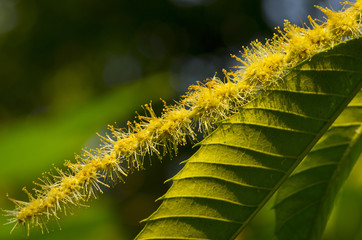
[274,89,362,240]
[0,73,172,182]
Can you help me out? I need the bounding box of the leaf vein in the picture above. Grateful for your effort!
[201,143,298,159]
[172,176,274,191]
[242,107,329,121]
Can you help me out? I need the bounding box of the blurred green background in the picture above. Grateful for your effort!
[0,0,360,239]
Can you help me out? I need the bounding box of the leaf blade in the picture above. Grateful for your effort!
[135,38,362,240]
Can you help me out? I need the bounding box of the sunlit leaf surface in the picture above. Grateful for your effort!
[135,38,362,240]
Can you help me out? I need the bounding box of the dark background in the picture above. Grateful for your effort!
[1,0,361,239]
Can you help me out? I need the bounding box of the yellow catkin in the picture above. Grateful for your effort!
[3,0,362,234]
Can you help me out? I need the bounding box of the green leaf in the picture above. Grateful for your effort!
[0,72,172,183]
[274,89,362,240]
[135,37,362,240]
